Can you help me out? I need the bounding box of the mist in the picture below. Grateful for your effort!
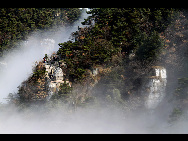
[0,102,170,134]
[0,100,188,134]
[1,8,188,134]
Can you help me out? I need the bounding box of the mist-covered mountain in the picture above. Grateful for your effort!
[1,8,188,134]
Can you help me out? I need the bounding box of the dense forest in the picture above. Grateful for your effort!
[0,8,82,56]
[2,8,188,129]
[57,8,177,82]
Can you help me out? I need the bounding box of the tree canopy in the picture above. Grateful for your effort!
[57,8,177,82]
[0,8,82,56]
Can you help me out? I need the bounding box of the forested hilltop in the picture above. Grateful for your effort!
[3,8,188,124]
[0,8,82,56]
[57,8,177,82]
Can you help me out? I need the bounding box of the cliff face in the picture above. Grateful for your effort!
[18,53,71,102]
[44,53,71,95]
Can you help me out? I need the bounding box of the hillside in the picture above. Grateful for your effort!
[15,8,180,105]
[3,8,188,129]
[0,8,82,57]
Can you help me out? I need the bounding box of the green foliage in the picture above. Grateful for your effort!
[135,30,164,64]
[51,82,72,101]
[31,65,46,82]
[58,38,117,82]
[84,8,176,55]
[0,8,82,56]
[57,8,177,83]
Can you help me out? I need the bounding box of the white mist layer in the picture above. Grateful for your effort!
[0,9,90,103]
[0,105,166,134]
[0,104,187,134]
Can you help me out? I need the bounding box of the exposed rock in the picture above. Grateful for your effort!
[18,53,71,102]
